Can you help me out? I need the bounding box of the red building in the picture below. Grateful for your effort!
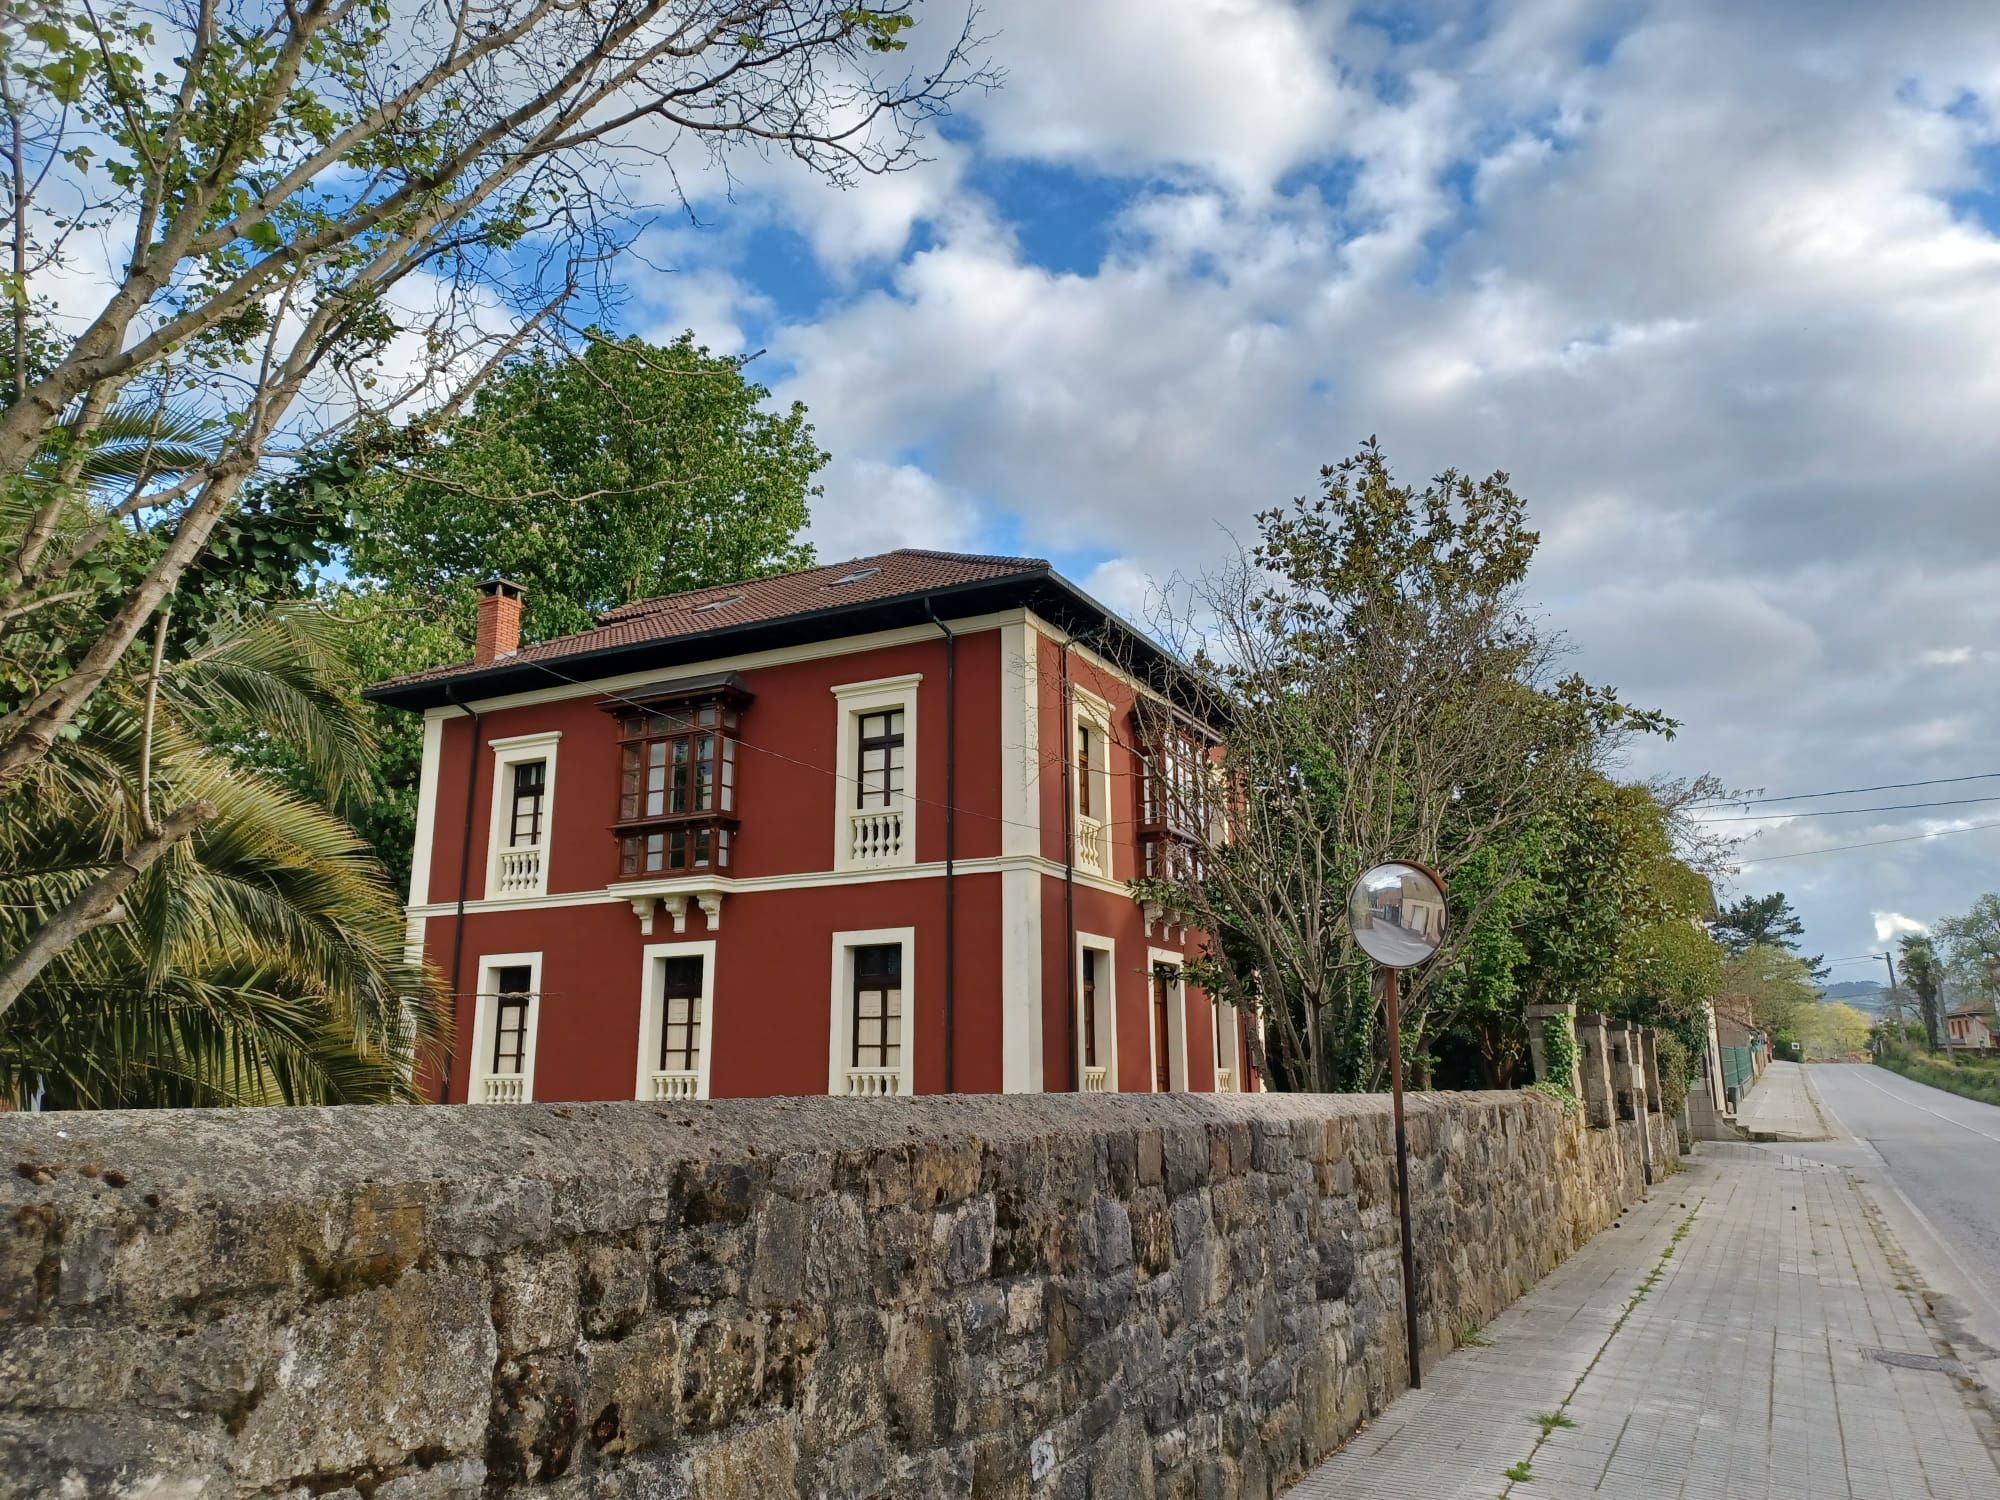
[366,550,1257,1104]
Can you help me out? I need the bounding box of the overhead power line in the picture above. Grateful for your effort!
[1692,770,2000,808]
[1697,794,2000,824]
[1735,817,2000,867]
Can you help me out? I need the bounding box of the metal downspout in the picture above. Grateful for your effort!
[442,683,483,1105]
[925,601,958,1093]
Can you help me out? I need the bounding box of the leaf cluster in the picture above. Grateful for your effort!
[0,605,446,1106]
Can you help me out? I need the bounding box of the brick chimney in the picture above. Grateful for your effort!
[474,576,525,664]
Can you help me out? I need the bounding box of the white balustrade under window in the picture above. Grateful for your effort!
[495,845,543,894]
[1083,1065,1110,1093]
[1215,1067,1234,1093]
[480,1074,526,1103]
[649,1070,699,1101]
[844,1066,902,1097]
[846,806,906,866]
[1075,814,1107,876]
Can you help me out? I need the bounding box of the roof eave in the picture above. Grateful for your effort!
[363,570,1049,712]
[363,564,1213,720]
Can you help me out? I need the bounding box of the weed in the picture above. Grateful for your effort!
[1504,1460,1534,1482]
[1531,1411,1576,1437]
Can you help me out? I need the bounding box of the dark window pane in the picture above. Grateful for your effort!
[856,710,907,808]
[509,760,545,846]
[1082,949,1099,1069]
[490,971,532,1075]
[851,943,904,1068]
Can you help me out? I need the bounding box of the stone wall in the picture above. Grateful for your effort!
[0,1091,1679,1499]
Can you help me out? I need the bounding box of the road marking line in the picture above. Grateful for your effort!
[1809,1068,2000,1338]
[1849,1066,2000,1145]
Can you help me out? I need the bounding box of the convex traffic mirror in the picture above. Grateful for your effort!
[1346,861,1448,969]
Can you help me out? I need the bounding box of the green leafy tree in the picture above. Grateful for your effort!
[350,333,824,640]
[1720,944,1819,1052]
[1711,891,1825,978]
[1434,773,1722,1091]
[1797,1001,1872,1060]
[1139,440,1671,1091]
[1933,895,2000,1003]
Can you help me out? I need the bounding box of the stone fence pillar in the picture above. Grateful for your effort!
[1525,1001,1577,1089]
[1608,1021,1640,1122]
[1574,1013,1614,1130]
[1617,1022,1655,1180]
[1640,1028,1663,1112]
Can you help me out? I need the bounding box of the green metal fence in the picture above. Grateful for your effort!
[1720,1045,1755,1100]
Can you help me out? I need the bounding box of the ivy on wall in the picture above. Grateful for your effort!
[1542,1014,1579,1095]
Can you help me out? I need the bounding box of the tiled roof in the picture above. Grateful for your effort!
[369,549,1048,693]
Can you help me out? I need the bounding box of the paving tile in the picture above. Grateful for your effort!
[1285,1144,2000,1499]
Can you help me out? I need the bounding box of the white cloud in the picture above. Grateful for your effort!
[1874,912,1930,942]
[806,458,985,560]
[723,0,2000,957]
[972,0,1352,197]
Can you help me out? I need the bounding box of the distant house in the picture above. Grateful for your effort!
[1944,1000,1997,1052]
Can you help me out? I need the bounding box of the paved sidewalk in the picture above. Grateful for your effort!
[1288,1143,1999,1499]
[1735,1060,1837,1142]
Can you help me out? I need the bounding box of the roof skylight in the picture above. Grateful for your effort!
[828,567,881,586]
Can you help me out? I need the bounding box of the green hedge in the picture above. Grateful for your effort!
[1875,1045,2000,1108]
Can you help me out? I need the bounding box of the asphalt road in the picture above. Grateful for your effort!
[1806,1061,2000,1384]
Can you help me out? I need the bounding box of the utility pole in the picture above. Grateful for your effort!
[1880,950,1901,1029]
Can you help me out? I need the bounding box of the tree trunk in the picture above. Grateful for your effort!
[0,801,214,1019]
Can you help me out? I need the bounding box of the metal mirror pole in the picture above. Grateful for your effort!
[1382,962,1421,1391]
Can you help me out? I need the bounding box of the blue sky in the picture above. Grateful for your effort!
[608,0,2000,967]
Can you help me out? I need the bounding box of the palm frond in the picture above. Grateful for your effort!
[53,401,225,490]
[171,605,375,802]
[0,607,445,1109]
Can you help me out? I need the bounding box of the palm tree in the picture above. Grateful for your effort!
[0,605,447,1107]
[1898,934,1945,1054]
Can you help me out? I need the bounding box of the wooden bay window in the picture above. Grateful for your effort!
[607,675,750,878]
[1135,711,1210,882]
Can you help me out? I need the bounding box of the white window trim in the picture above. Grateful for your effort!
[469,951,542,1102]
[1070,687,1114,876]
[1212,995,1240,1091]
[409,711,447,907]
[486,730,561,900]
[1076,932,1118,1092]
[829,926,917,1096]
[1148,947,1189,1093]
[830,674,921,872]
[634,939,718,1101]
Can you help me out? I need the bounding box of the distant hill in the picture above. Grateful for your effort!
[1820,979,1888,1015]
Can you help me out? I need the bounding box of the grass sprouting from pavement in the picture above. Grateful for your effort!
[1495,1202,1703,1499]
